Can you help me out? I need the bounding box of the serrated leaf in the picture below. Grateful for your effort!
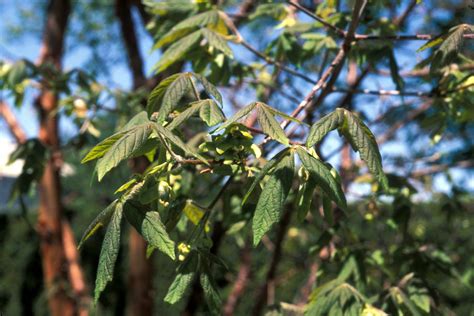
[252,153,294,246]
[167,102,202,130]
[306,109,344,147]
[147,74,181,116]
[78,200,117,250]
[260,102,303,124]
[342,111,388,190]
[153,123,209,165]
[202,28,233,58]
[242,149,289,205]
[256,104,289,146]
[193,73,223,105]
[154,30,202,74]
[96,124,152,181]
[164,253,198,304]
[94,201,123,302]
[199,99,225,126]
[121,111,150,130]
[158,73,195,122]
[200,272,222,315]
[216,102,257,132]
[296,147,346,209]
[154,28,194,50]
[157,10,219,50]
[124,202,175,260]
[81,132,126,164]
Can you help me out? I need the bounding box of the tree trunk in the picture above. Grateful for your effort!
[36,1,76,315]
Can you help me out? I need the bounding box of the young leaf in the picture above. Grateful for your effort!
[124,202,175,260]
[256,103,289,146]
[153,30,202,74]
[296,147,346,209]
[342,111,389,190]
[158,73,195,122]
[193,73,223,105]
[94,201,123,302]
[164,253,198,304]
[78,200,118,249]
[215,102,257,132]
[252,152,294,246]
[201,28,233,58]
[198,99,226,126]
[242,149,290,205]
[81,132,126,164]
[96,124,152,181]
[306,109,344,147]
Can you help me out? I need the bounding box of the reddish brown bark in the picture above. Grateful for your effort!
[36,1,76,315]
[0,101,27,143]
[223,243,252,316]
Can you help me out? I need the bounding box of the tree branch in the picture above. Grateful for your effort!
[0,100,27,143]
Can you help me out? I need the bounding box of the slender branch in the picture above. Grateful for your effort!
[239,40,316,83]
[278,0,368,133]
[411,160,474,178]
[355,32,474,41]
[0,100,27,143]
[223,242,252,316]
[286,1,346,37]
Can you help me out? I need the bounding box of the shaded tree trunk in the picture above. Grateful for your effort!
[36,1,76,315]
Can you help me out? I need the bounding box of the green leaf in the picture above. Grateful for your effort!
[96,124,152,181]
[216,102,257,132]
[296,147,346,209]
[121,111,150,130]
[242,149,289,205]
[256,103,289,146]
[164,253,198,304]
[193,73,223,105]
[199,99,226,126]
[156,10,219,49]
[158,73,195,122]
[94,201,123,302]
[342,111,388,190]
[296,176,317,222]
[201,28,233,58]
[82,112,151,164]
[252,153,294,246]
[306,109,344,147]
[153,123,209,165]
[167,102,202,130]
[147,74,181,116]
[153,30,202,74]
[260,102,303,125]
[388,49,404,91]
[200,272,222,315]
[81,132,126,164]
[124,202,175,260]
[78,200,117,249]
